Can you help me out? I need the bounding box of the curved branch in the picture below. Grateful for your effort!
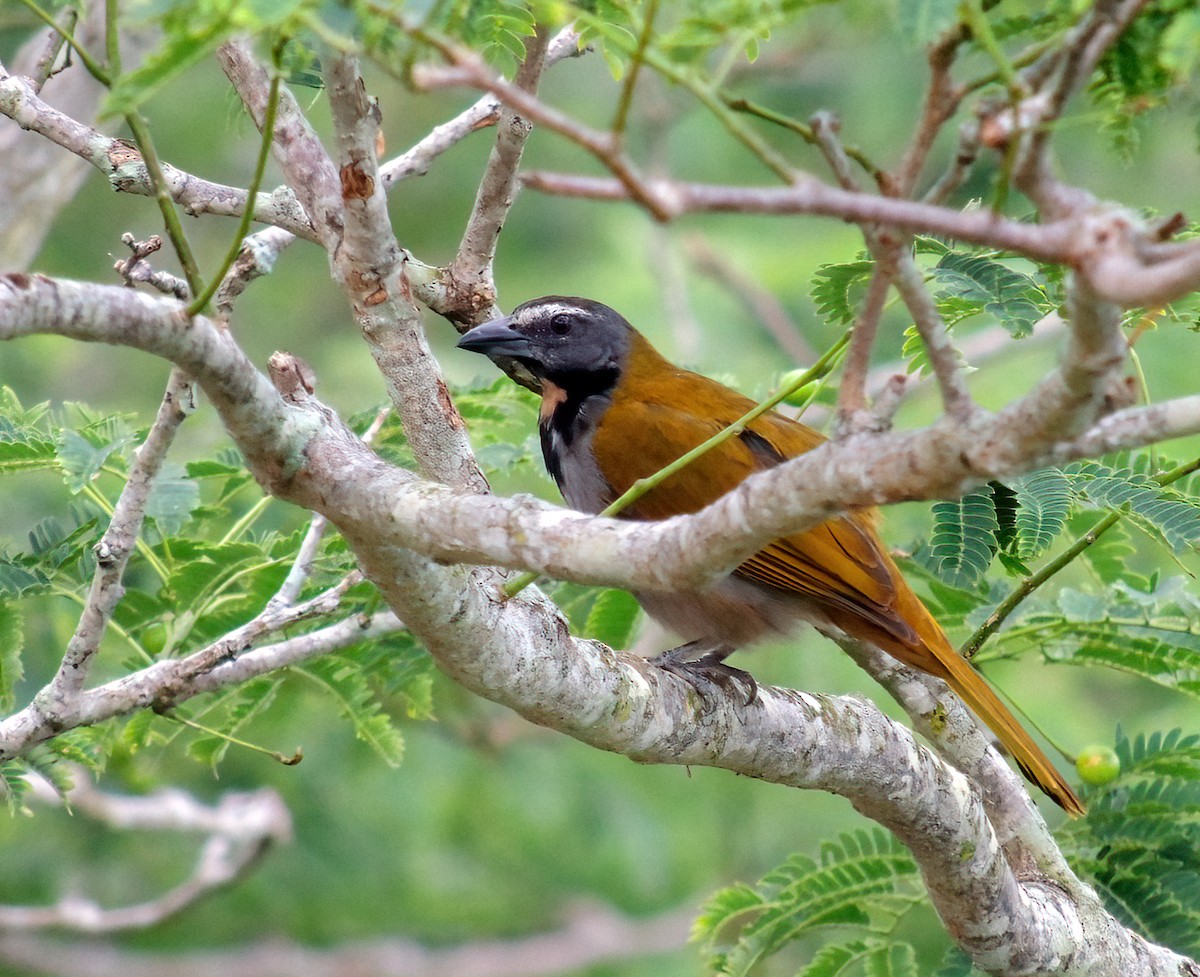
[520,173,1200,308]
[0,275,1196,974]
[0,70,319,241]
[0,777,291,933]
[0,275,1192,602]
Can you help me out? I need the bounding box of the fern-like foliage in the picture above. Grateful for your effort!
[988,574,1200,698]
[1066,461,1200,552]
[694,829,923,977]
[811,260,876,326]
[929,251,1052,339]
[918,484,1001,589]
[1059,729,1200,958]
[1012,468,1073,562]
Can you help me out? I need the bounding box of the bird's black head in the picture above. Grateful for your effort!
[456,296,635,391]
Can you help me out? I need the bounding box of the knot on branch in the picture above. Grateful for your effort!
[339,161,375,200]
[267,351,316,402]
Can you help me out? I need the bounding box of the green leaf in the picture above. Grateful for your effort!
[0,438,59,475]
[299,656,406,767]
[811,260,875,325]
[1012,468,1072,561]
[583,589,642,649]
[799,940,872,977]
[1116,728,1200,780]
[699,830,920,977]
[144,461,200,535]
[925,485,999,588]
[1042,620,1200,697]
[1073,516,1140,586]
[1068,461,1200,552]
[0,600,23,711]
[865,942,917,977]
[0,760,32,816]
[933,946,983,977]
[896,0,960,45]
[931,252,1051,338]
[187,676,283,770]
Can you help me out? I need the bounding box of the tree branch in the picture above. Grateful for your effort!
[0,777,291,933]
[0,270,1195,971]
[35,367,193,718]
[444,25,550,324]
[519,173,1200,307]
[0,900,693,977]
[216,39,343,246]
[0,275,1187,603]
[0,69,319,241]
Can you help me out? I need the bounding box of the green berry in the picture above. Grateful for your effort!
[779,371,816,406]
[1075,745,1121,785]
[141,622,169,657]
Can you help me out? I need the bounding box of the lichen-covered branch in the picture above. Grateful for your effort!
[0,264,1196,972]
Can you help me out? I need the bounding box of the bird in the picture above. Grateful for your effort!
[457,295,1084,816]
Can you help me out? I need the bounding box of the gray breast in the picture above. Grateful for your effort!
[547,393,615,514]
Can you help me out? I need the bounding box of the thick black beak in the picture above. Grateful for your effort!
[456,316,532,359]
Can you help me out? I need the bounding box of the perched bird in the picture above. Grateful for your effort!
[458,295,1084,815]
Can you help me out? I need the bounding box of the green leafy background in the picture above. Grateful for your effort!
[2,0,1200,974]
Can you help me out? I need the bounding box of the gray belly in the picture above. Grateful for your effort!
[635,576,829,650]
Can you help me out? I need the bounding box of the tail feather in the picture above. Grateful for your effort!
[828,599,1085,816]
[930,637,1085,817]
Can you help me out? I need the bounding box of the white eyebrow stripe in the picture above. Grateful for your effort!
[516,301,588,324]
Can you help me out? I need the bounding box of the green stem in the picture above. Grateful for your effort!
[104,0,120,75]
[162,710,303,765]
[958,0,1022,96]
[16,0,111,85]
[17,0,203,296]
[502,331,852,598]
[723,97,883,182]
[220,493,274,546]
[643,51,795,183]
[82,483,170,582]
[601,332,850,519]
[609,0,659,138]
[123,112,206,296]
[187,47,284,315]
[961,453,1200,659]
[568,8,796,183]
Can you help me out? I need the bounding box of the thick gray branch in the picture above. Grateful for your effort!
[0,275,1192,601]
[0,276,1196,974]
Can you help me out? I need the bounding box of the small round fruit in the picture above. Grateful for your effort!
[1075,745,1121,786]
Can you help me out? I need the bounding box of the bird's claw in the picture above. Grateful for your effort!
[650,641,758,706]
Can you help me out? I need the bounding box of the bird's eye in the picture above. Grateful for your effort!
[549,313,573,336]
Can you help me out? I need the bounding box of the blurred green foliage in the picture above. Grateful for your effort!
[2,0,1200,974]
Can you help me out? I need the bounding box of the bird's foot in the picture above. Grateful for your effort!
[650,641,757,706]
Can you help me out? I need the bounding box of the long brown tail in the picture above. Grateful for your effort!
[927,632,1085,816]
[830,598,1085,816]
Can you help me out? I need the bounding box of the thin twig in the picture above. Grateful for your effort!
[33,369,195,718]
[446,25,551,320]
[404,18,676,219]
[890,250,976,421]
[188,43,283,315]
[894,23,968,197]
[113,234,189,299]
[30,6,75,90]
[835,264,892,432]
